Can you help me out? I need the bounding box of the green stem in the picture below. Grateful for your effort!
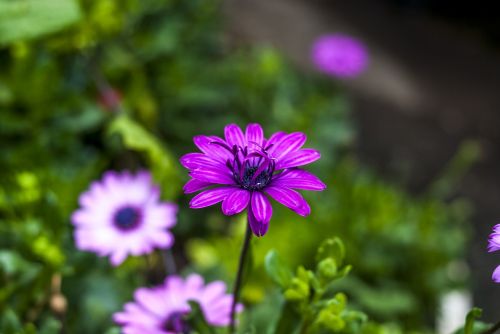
[229,222,252,334]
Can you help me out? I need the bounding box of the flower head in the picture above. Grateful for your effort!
[311,33,368,78]
[181,123,326,236]
[113,274,242,333]
[488,224,500,282]
[71,170,177,266]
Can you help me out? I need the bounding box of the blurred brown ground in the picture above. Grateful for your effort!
[224,0,500,321]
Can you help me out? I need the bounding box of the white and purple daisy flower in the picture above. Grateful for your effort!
[113,274,242,333]
[488,224,500,282]
[181,123,326,237]
[71,170,177,266]
[311,33,368,78]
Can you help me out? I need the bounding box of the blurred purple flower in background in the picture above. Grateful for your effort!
[114,274,242,333]
[488,224,500,282]
[71,170,177,266]
[181,123,326,237]
[311,33,369,78]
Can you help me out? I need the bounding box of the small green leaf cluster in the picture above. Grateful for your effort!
[265,238,400,334]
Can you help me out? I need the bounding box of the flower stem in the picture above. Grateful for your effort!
[162,248,177,275]
[482,321,500,334]
[229,222,252,334]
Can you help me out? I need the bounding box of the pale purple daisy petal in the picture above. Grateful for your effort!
[265,186,311,217]
[222,189,251,215]
[114,274,243,333]
[487,224,500,283]
[189,187,236,209]
[493,265,500,283]
[71,170,177,266]
[181,123,325,236]
[272,169,326,191]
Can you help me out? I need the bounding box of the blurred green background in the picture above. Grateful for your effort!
[0,0,481,333]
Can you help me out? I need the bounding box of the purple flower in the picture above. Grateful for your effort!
[488,224,500,282]
[180,123,326,236]
[311,33,368,78]
[113,274,243,333]
[71,170,177,266]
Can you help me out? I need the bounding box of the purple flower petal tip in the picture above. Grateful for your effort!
[493,266,500,283]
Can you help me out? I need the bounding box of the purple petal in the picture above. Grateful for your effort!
[224,124,246,148]
[264,131,287,151]
[190,187,236,208]
[488,233,500,252]
[180,153,223,170]
[276,149,321,169]
[251,191,272,225]
[248,204,269,237]
[268,132,306,159]
[183,179,212,194]
[493,265,500,283]
[193,135,232,163]
[272,169,326,191]
[222,189,250,215]
[265,186,311,216]
[245,123,264,147]
[189,167,235,185]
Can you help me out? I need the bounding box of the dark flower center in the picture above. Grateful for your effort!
[113,206,141,231]
[239,165,273,190]
[218,142,275,191]
[162,312,190,333]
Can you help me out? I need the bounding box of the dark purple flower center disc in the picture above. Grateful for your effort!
[239,164,272,190]
[162,311,190,333]
[113,206,141,231]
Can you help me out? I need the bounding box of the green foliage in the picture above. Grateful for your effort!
[263,238,404,334]
[0,0,475,333]
[189,157,470,331]
[453,308,491,334]
[0,0,82,45]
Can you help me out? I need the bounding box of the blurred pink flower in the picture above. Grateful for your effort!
[113,274,243,333]
[71,170,177,266]
[311,33,368,78]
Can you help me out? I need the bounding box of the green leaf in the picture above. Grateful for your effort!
[0,309,22,334]
[273,302,301,334]
[451,308,491,334]
[0,0,82,45]
[464,308,482,334]
[315,238,345,267]
[265,250,293,288]
[108,114,180,199]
